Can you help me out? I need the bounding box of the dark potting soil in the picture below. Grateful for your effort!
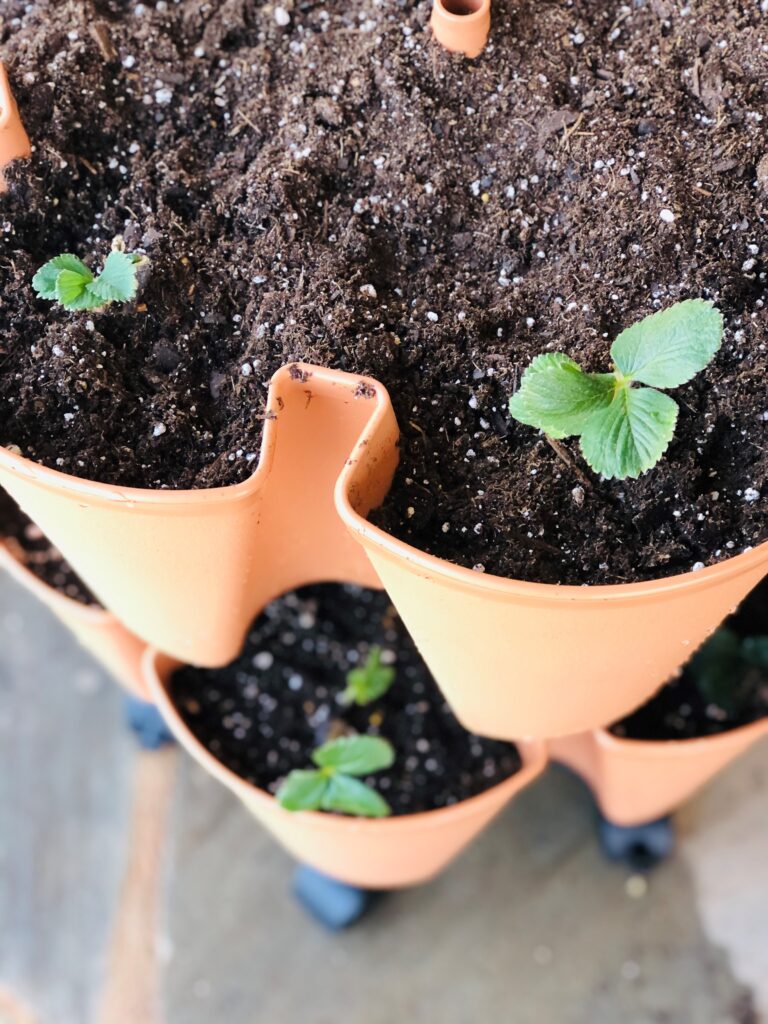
[169,583,522,815]
[1,1,767,585]
[610,577,768,741]
[0,489,98,605]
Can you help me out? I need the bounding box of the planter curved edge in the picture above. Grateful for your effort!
[0,540,149,698]
[144,649,548,889]
[549,718,768,826]
[337,461,768,738]
[0,364,400,666]
[429,0,491,58]
[0,62,31,189]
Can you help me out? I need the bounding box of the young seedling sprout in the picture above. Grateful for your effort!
[688,627,768,715]
[341,645,395,707]
[508,299,724,480]
[276,734,394,818]
[32,239,143,312]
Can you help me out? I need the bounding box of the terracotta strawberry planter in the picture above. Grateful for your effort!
[145,649,547,889]
[0,539,149,698]
[430,0,491,58]
[339,479,768,739]
[549,719,768,826]
[0,62,30,189]
[0,364,399,667]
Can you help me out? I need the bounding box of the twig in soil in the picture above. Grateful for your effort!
[89,21,118,62]
[545,436,593,490]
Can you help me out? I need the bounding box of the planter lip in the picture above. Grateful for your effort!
[338,491,768,603]
[0,362,391,509]
[0,63,16,131]
[145,647,548,832]
[0,538,111,623]
[587,715,768,756]
[432,0,491,25]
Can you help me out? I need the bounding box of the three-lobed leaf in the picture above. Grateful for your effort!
[507,353,615,439]
[508,299,724,480]
[611,299,723,389]
[312,734,394,776]
[342,646,396,706]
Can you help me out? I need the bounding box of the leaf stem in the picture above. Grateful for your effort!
[544,436,593,490]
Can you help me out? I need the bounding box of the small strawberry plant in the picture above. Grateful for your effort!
[508,299,724,480]
[32,244,143,311]
[689,627,768,714]
[341,645,395,707]
[276,734,394,817]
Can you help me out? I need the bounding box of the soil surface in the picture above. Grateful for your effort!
[611,577,768,740]
[0,489,98,605]
[1,0,767,584]
[169,583,522,814]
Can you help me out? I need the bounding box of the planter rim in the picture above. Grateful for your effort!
[145,647,548,832]
[0,63,16,131]
[588,715,768,757]
[0,539,111,624]
[432,0,490,25]
[0,362,391,509]
[337,489,768,603]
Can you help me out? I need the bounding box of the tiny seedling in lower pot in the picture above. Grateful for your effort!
[609,578,768,741]
[277,734,395,818]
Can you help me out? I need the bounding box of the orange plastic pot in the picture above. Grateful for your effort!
[549,719,768,826]
[0,540,149,698]
[0,365,399,667]
[430,0,491,58]
[339,480,768,738]
[0,63,30,190]
[145,649,547,889]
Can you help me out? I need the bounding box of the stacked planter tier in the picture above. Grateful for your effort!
[2,71,766,888]
[3,360,767,738]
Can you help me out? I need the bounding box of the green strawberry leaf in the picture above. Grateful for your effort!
[579,386,678,480]
[342,646,396,707]
[610,299,724,389]
[87,250,139,303]
[55,268,93,309]
[32,254,92,300]
[321,774,391,818]
[275,769,328,811]
[688,628,745,711]
[508,353,615,439]
[312,735,395,776]
[741,636,768,672]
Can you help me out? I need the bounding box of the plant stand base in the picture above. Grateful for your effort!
[292,865,380,929]
[596,814,675,870]
[124,695,175,750]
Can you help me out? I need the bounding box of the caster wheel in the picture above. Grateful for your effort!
[124,695,175,750]
[292,866,379,929]
[597,815,675,870]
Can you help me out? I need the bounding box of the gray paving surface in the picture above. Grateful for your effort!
[0,572,766,1024]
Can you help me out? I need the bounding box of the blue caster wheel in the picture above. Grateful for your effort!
[597,815,675,870]
[124,695,175,750]
[292,865,379,929]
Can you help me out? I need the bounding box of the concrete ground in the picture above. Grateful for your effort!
[0,571,766,1024]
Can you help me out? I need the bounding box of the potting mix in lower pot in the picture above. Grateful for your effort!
[168,583,522,816]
